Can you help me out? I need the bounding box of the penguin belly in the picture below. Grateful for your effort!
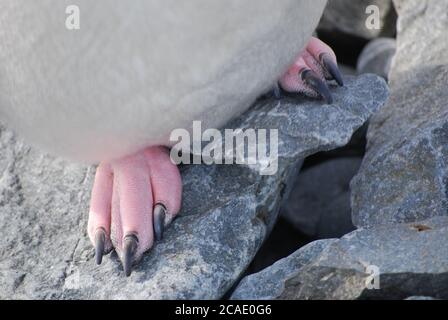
[0,0,327,163]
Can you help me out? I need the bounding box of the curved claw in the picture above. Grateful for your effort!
[94,228,106,265]
[153,203,167,241]
[320,53,344,86]
[301,69,333,104]
[123,234,139,277]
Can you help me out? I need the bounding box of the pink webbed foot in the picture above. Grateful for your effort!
[88,146,182,276]
[279,36,344,104]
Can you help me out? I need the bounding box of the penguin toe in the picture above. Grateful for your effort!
[88,146,182,277]
[88,163,114,266]
[278,36,343,103]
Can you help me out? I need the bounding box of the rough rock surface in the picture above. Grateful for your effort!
[231,0,448,301]
[230,240,337,300]
[231,216,448,300]
[281,158,360,238]
[351,0,448,227]
[0,75,388,299]
[318,0,396,39]
[357,37,396,79]
[405,296,437,300]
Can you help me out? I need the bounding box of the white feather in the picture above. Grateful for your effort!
[0,0,327,163]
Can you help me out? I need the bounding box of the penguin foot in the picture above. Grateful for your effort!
[278,36,343,104]
[87,146,182,276]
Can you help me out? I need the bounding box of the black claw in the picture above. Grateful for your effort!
[320,53,344,86]
[272,82,282,100]
[123,234,138,277]
[154,204,167,241]
[94,228,106,265]
[301,69,333,104]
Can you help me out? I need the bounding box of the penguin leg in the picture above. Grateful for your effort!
[279,36,343,104]
[87,146,182,276]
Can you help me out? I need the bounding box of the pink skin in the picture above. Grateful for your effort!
[280,37,340,97]
[87,37,340,275]
[88,146,182,269]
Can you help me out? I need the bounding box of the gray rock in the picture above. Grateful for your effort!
[318,0,396,39]
[230,239,337,300]
[339,64,357,76]
[357,37,396,79]
[405,296,437,300]
[281,158,361,238]
[351,0,448,227]
[232,216,448,300]
[0,74,388,299]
